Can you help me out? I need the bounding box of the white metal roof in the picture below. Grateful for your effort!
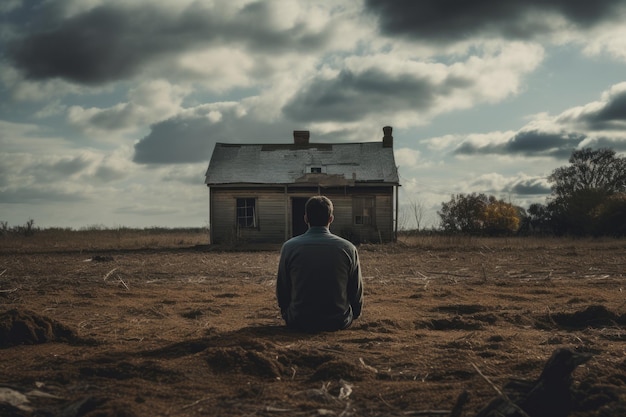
[205,141,399,186]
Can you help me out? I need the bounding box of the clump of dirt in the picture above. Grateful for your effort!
[0,308,78,348]
[205,346,284,378]
[356,319,402,333]
[533,305,626,331]
[206,338,285,379]
[552,305,626,329]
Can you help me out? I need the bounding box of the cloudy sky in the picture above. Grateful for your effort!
[2,0,626,230]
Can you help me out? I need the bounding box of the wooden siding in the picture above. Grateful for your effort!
[209,186,396,244]
[210,188,287,243]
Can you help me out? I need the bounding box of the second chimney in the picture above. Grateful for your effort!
[293,130,310,145]
[382,126,393,148]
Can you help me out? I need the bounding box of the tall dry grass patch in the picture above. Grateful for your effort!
[0,227,209,252]
[395,233,626,252]
[1,227,624,253]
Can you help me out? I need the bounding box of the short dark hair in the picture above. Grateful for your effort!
[305,196,333,226]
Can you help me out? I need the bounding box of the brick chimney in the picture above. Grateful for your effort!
[382,126,393,148]
[293,130,310,145]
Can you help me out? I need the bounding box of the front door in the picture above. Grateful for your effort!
[291,197,308,237]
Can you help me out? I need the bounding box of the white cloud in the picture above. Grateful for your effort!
[394,147,422,168]
[171,48,257,90]
[580,17,626,62]
[445,41,545,107]
[67,80,188,135]
[0,120,71,152]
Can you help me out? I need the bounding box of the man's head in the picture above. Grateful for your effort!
[305,196,334,227]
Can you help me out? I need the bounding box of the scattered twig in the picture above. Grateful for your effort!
[25,389,64,400]
[471,363,504,397]
[338,379,352,400]
[117,275,129,290]
[264,406,292,412]
[0,288,18,293]
[471,363,531,417]
[103,268,118,281]
[378,393,394,409]
[182,396,212,409]
[0,269,7,277]
[359,357,378,374]
[413,269,429,279]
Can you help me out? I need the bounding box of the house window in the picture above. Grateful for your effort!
[237,198,257,228]
[306,165,326,174]
[353,197,375,225]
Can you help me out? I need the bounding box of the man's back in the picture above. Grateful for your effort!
[276,226,363,332]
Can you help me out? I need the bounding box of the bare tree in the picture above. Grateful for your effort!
[409,198,426,231]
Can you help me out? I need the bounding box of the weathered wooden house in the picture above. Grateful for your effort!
[204,127,400,244]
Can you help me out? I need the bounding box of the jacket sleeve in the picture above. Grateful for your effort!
[347,247,364,319]
[276,245,291,317]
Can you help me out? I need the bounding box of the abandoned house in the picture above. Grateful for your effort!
[204,126,400,244]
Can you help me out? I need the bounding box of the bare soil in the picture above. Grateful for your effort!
[1,234,625,416]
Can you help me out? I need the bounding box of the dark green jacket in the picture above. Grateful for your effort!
[276,226,363,331]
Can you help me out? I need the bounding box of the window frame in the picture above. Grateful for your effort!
[353,196,376,226]
[236,197,258,229]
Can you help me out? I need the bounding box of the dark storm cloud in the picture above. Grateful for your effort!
[509,179,551,195]
[506,130,583,154]
[5,2,330,85]
[596,91,626,121]
[455,130,584,158]
[364,0,625,42]
[133,109,293,164]
[572,88,626,130]
[283,69,472,122]
[134,116,216,164]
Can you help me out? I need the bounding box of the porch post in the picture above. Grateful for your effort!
[394,185,399,242]
[284,185,289,241]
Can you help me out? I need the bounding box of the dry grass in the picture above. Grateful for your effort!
[0,227,210,252]
[396,233,626,251]
[3,227,625,254]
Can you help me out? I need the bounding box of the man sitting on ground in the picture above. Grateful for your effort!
[276,195,363,332]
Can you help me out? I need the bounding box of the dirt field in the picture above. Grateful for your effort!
[1,232,625,416]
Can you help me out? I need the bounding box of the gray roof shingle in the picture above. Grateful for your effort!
[205,141,398,186]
